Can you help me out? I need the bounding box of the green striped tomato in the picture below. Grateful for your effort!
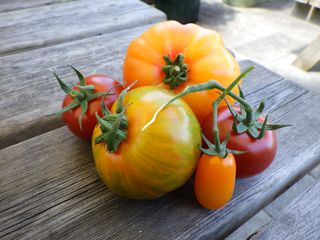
[91,86,201,199]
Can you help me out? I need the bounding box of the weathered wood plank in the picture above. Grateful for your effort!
[264,174,316,218]
[0,33,264,150]
[0,25,164,149]
[0,0,71,13]
[226,210,271,240]
[1,61,320,240]
[250,180,320,240]
[293,34,320,71]
[0,0,164,55]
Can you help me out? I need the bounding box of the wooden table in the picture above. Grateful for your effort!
[251,179,320,240]
[1,1,320,239]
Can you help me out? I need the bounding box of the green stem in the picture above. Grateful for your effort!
[212,101,221,153]
[142,66,254,131]
[210,67,253,155]
[217,66,254,125]
[96,114,127,139]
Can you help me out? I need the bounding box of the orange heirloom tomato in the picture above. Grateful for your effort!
[194,153,236,210]
[123,20,240,122]
[92,86,201,199]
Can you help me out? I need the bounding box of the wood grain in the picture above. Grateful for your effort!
[0,0,164,55]
[0,0,72,13]
[1,61,320,240]
[0,26,161,149]
[250,180,320,240]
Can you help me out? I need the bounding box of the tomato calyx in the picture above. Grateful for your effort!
[94,82,136,152]
[225,86,289,139]
[54,66,115,131]
[162,54,188,89]
[201,132,244,158]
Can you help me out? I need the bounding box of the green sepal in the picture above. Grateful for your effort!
[248,126,259,138]
[201,133,215,149]
[87,91,114,102]
[115,81,136,114]
[265,123,291,130]
[254,100,265,120]
[96,113,110,132]
[94,84,135,152]
[162,53,188,89]
[54,72,80,98]
[71,84,95,91]
[101,114,128,129]
[173,54,182,65]
[105,115,122,152]
[229,149,247,155]
[254,120,290,130]
[257,115,268,139]
[53,66,116,132]
[200,131,246,159]
[115,88,126,114]
[68,65,86,86]
[54,100,80,115]
[94,133,105,145]
[226,83,289,139]
[95,113,127,142]
[78,100,88,131]
[199,146,223,158]
[239,100,246,119]
[100,96,112,116]
[163,55,172,65]
[236,122,248,134]
[163,77,172,84]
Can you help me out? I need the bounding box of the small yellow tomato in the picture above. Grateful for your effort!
[194,153,236,210]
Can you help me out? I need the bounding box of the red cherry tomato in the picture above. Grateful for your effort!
[62,74,122,140]
[202,105,277,178]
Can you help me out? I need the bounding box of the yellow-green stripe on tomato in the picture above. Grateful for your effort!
[92,86,201,199]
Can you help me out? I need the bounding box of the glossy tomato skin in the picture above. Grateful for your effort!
[62,74,122,140]
[195,154,236,210]
[92,86,201,199]
[202,105,277,178]
[123,21,240,122]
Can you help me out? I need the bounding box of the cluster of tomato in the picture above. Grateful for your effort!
[54,21,285,210]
